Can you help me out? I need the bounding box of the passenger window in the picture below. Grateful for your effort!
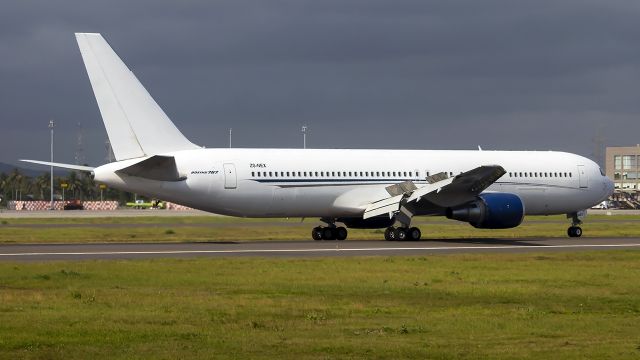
[564,172,567,177]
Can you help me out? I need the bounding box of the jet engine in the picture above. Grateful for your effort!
[446,193,524,229]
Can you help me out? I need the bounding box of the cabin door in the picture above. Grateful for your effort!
[577,165,588,188]
[223,163,237,189]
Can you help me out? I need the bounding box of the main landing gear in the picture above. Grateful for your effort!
[312,226,348,241]
[384,226,422,241]
[567,212,584,238]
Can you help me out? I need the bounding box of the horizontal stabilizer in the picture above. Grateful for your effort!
[20,160,94,172]
[115,155,185,182]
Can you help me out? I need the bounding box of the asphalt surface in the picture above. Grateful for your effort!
[1,237,639,261]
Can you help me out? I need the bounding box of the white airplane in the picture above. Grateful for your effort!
[23,33,614,241]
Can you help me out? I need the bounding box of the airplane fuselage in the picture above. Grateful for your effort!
[94,149,613,220]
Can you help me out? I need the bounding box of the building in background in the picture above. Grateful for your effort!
[605,145,640,193]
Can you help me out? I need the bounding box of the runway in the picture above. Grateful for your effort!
[1,237,639,261]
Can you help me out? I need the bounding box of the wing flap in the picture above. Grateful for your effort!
[363,194,404,219]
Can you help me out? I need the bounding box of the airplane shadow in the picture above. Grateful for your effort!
[402,237,547,246]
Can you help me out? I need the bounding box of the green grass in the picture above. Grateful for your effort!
[1,215,640,243]
[1,252,640,359]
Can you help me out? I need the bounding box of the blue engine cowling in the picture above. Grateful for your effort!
[445,193,525,229]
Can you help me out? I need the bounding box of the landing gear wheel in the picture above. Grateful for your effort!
[312,227,323,241]
[407,227,421,241]
[394,228,407,241]
[336,227,348,241]
[322,227,336,240]
[384,227,396,241]
[567,226,582,238]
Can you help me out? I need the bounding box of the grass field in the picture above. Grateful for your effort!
[1,251,639,359]
[1,214,640,243]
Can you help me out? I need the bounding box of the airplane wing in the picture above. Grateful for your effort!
[363,165,505,219]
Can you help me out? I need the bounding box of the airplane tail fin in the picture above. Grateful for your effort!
[75,33,199,161]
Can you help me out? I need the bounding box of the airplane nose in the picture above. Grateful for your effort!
[605,177,614,197]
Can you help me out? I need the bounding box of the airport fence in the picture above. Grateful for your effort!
[7,201,119,211]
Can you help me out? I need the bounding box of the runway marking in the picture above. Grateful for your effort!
[1,243,640,257]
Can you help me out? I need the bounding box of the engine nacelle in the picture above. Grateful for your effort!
[446,193,524,229]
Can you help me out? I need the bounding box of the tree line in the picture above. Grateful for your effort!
[0,168,134,206]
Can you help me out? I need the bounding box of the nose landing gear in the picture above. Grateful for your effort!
[567,211,585,238]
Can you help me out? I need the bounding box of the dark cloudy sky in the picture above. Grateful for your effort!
[2,0,639,167]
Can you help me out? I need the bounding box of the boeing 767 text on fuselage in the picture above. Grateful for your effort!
[23,33,614,241]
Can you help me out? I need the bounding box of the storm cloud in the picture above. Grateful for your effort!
[1,0,639,167]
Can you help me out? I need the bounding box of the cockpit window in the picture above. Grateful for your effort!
[599,168,605,176]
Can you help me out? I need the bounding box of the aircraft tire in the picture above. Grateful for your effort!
[408,227,421,241]
[567,226,582,238]
[336,227,348,241]
[394,228,407,241]
[384,227,395,241]
[312,227,323,241]
[322,227,336,240]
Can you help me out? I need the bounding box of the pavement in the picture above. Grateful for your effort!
[1,237,639,261]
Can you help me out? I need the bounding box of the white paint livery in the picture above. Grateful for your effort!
[22,33,614,241]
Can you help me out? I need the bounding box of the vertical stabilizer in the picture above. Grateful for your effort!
[75,33,198,160]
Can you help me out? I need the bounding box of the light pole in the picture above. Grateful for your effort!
[301,125,308,149]
[49,119,55,210]
[229,128,232,148]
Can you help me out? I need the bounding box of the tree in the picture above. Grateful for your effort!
[6,168,23,200]
[81,170,96,200]
[0,172,8,205]
[34,173,50,200]
[65,171,84,199]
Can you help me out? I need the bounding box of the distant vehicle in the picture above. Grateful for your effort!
[591,201,609,210]
[126,199,165,209]
[63,200,84,210]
